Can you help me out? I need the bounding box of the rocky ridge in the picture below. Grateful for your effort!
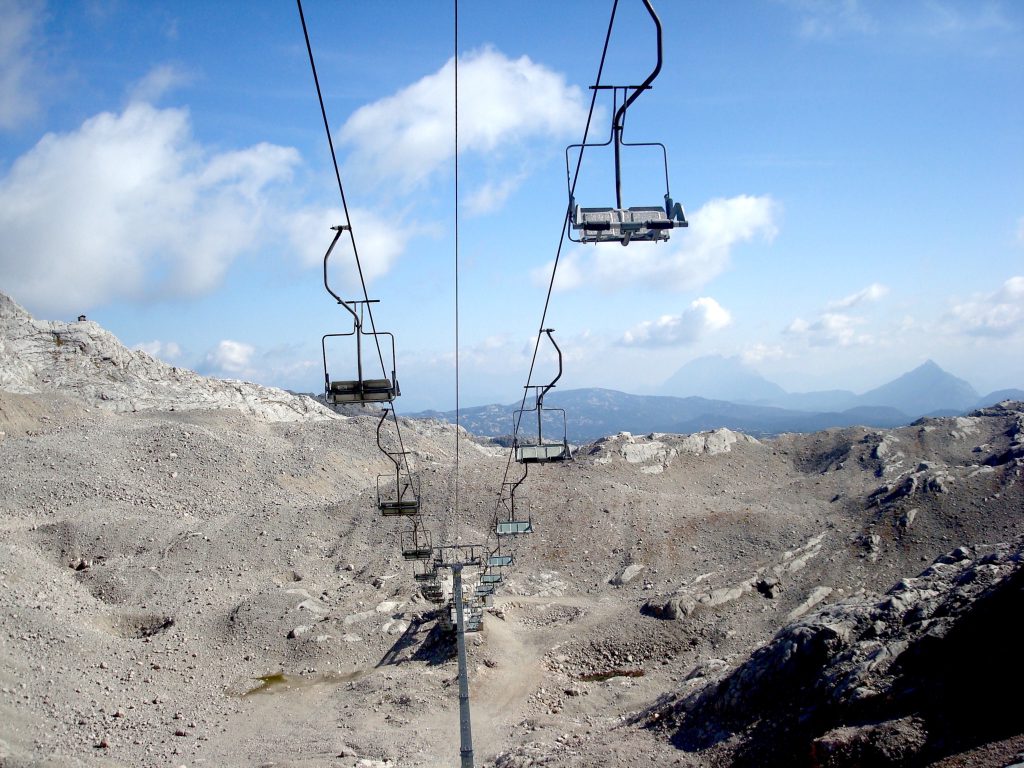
[644,537,1024,767]
[0,291,333,422]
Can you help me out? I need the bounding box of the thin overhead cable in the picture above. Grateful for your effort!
[454,0,462,536]
[493,0,621,516]
[297,0,416,482]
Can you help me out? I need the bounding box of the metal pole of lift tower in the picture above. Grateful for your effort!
[452,563,474,767]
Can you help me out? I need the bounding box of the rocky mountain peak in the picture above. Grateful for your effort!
[0,290,334,422]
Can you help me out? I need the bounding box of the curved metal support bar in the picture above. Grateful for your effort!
[613,0,663,133]
[613,0,663,208]
[376,408,400,471]
[322,226,359,324]
[510,462,529,498]
[537,329,563,406]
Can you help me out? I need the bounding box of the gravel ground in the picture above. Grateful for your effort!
[2,295,1022,766]
[2,388,1021,767]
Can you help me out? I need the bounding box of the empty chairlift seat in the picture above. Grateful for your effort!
[400,525,432,561]
[377,471,420,517]
[514,441,571,463]
[487,553,513,568]
[327,377,396,404]
[422,585,445,603]
[571,198,687,246]
[496,519,533,536]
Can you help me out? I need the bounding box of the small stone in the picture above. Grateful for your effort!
[174,729,187,737]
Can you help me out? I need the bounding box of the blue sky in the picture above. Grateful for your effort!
[1,0,1022,411]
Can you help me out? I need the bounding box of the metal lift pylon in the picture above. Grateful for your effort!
[453,563,474,768]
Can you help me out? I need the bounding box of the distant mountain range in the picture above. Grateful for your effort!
[410,359,1023,443]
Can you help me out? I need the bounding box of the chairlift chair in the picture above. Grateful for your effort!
[566,0,687,246]
[400,522,433,561]
[375,410,420,516]
[496,520,533,536]
[320,227,400,405]
[480,570,502,585]
[513,330,571,464]
[413,560,438,583]
[495,465,533,537]
[487,551,513,568]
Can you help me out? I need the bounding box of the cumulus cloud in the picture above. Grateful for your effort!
[203,339,255,378]
[0,103,312,314]
[948,276,1024,337]
[133,340,183,362]
[786,0,877,39]
[827,282,888,310]
[620,298,732,348]
[200,339,318,387]
[338,46,587,189]
[464,172,528,216]
[537,195,779,292]
[785,312,868,347]
[0,0,44,129]
[741,343,786,364]
[923,2,1015,38]
[283,206,411,290]
[127,64,192,104]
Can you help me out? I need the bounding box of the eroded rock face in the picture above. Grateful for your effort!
[811,716,929,768]
[646,538,1024,767]
[0,292,334,422]
[589,429,760,471]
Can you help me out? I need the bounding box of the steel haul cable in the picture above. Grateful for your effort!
[297,0,421,535]
[454,0,461,542]
[491,0,621,537]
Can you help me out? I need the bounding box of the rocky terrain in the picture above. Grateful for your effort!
[1,292,1022,767]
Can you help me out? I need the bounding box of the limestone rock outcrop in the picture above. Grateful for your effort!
[647,537,1024,767]
[0,292,334,422]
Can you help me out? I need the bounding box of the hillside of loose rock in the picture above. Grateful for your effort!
[1,296,1022,767]
[0,292,331,422]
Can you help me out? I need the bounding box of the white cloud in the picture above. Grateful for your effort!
[0,103,311,314]
[620,298,732,348]
[0,0,44,129]
[948,276,1024,337]
[200,339,319,388]
[785,311,868,347]
[128,64,192,104]
[827,282,889,310]
[537,195,779,292]
[339,46,587,190]
[923,2,1015,38]
[464,172,528,216]
[203,339,255,377]
[741,343,786,364]
[787,0,877,39]
[283,206,411,290]
[133,340,183,362]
